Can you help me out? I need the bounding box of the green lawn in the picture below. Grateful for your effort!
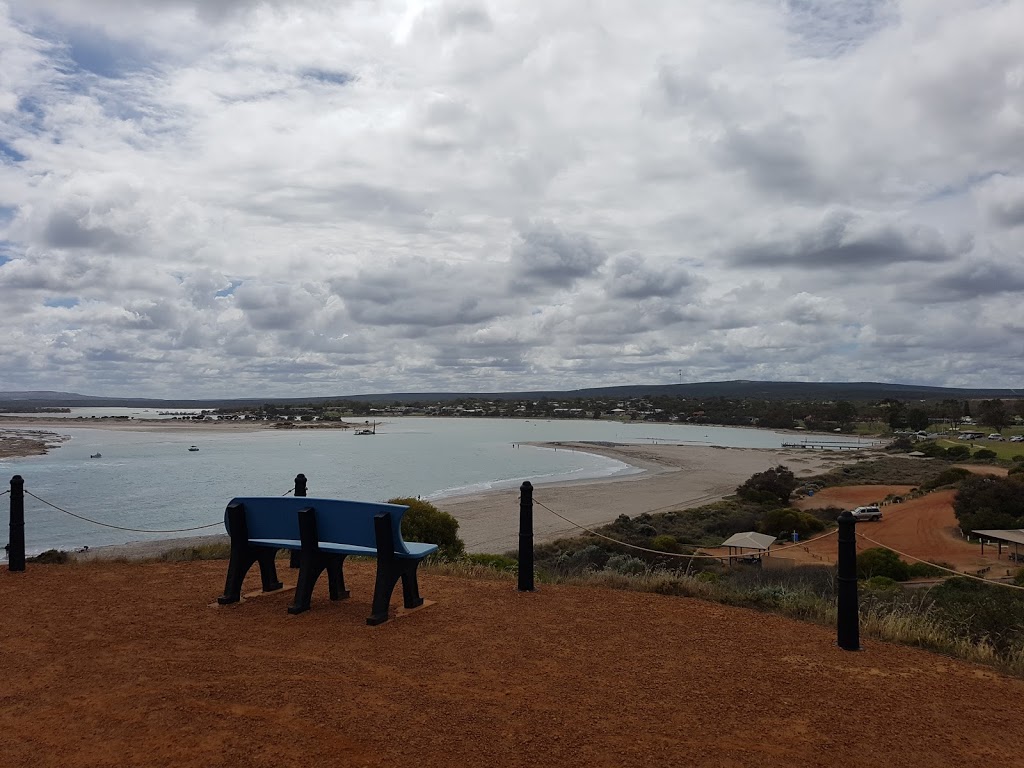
[937,438,1024,462]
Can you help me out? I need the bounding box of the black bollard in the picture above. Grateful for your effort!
[836,510,860,650]
[290,474,308,569]
[518,481,534,592]
[8,475,25,572]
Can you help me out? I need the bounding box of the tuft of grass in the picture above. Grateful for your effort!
[159,543,232,562]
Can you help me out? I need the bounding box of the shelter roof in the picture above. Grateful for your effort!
[973,530,1024,546]
[720,532,776,550]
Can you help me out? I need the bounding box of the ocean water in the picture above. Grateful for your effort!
[0,417,873,556]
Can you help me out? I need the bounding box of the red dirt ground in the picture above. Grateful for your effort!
[3,560,1024,767]
[790,486,1015,574]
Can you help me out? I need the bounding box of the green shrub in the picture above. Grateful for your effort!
[760,507,826,538]
[1009,465,1024,477]
[914,441,947,458]
[651,534,680,552]
[28,549,71,564]
[973,449,998,460]
[462,553,517,571]
[388,497,465,559]
[863,575,900,590]
[923,467,972,490]
[160,543,232,561]
[606,554,648,575]
[945,445,971,459]
[736,465,798,505]
[857,547,910,581]
[906,561,944,579]
[1014,568,1024,587]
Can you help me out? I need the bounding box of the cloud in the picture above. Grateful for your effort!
[604,253,697,300]
[0,0,1022,396]
[976,174,1024,229]
[510,222,607,290]
[728,209,964,269]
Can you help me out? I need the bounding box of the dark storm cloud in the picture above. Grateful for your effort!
[604,253,697,299]
[718,122,824,200]
[43,210,133,252]
[333,259,509,328]
[729,210,962,269]
[917,260,1024,303]
[510,222,607,290]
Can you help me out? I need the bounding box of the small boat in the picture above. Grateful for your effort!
[89,452,102,459]
[188,445,199,452]
[354,421,377,436]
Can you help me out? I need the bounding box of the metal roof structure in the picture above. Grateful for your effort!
[720,532,777,551]
[973,529,1024,546]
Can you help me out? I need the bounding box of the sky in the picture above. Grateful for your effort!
[0,0,1022,398]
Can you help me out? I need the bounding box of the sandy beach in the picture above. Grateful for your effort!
[438,441,871,553]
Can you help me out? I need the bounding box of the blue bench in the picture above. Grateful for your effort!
[216,496,438,625]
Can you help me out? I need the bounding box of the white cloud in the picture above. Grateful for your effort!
[0,0,1022,396]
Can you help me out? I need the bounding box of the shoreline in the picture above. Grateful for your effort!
[436,441,873,553]
[2,430,879,562]
[30,440,874,563]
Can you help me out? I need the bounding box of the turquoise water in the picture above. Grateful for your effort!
[1,417,873,556]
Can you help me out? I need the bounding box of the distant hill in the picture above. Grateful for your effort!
[0,380,1019,409]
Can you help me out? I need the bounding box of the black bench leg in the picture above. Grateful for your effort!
[368,562,402,626]
[257,549,283,592]
[219,545,281,604]
[327,555,351,601]
[401,562,425,610]
[219,502,284,605]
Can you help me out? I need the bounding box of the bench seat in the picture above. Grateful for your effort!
[217,496,438,624]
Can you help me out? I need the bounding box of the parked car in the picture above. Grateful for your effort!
[1010,435,1024,443]
[849,505,883,522]
[989,434,1004,441]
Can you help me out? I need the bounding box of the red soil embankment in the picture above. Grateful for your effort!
[3,560,1024,767]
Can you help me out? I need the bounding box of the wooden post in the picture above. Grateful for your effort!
[8,475,25,572]
[290,474,308,569]
[836,510,860,651]
[518,481,534,592]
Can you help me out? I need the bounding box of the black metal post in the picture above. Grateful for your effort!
[837,510,860,650]
[518,481,534,592]
[290,474,308,569]
[8,475,25,572]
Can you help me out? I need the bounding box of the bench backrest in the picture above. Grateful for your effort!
[225,497,414,554]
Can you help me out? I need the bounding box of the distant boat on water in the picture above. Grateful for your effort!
[188,445,199,452]
[89,453,102,459]
[354,421,377,436]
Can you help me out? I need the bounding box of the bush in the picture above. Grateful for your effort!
[462,553,518,571]
[388,497,465,559]
[651,534,680,552]
[28,549,71,564]
[1014,568,1024,587]
[736,466,798,505]
[863,575,901,591]
[973,449,998,460]
[1009,465,1024,477]
[857,547,910,581]
[606,554,649,575]
[760,507,826,538]
[945,445,971,459]
[953,475,1024,532]
[923,467,972,490]
[914,441,948,458]
[906,561,944,579]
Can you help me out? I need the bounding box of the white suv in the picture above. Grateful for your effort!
[850,506,882,522]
